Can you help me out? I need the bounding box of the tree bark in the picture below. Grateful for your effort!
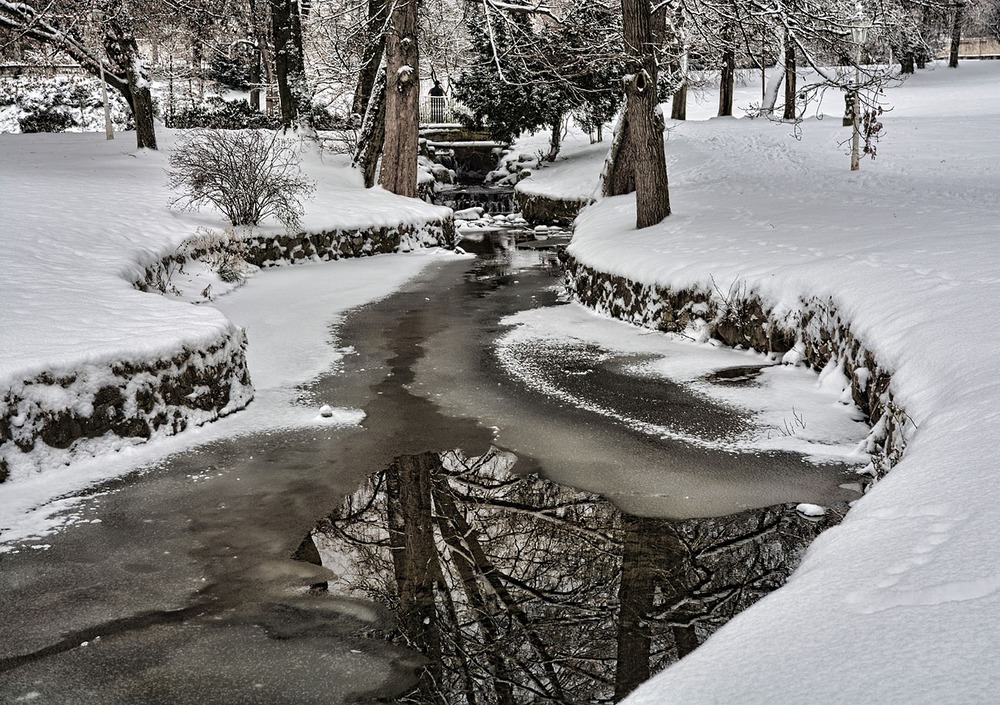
[379,0,420,198]
[949,1,965,68]
[385,453,443,694]
[354,66,387,188]
[614,515,656,701]
[604,0,670,228]
[102,0,156,149]
[352,0,389,118]
[783,34,797,121]
[670,84,687,120]
[603,113,637,197]
[546,114,563,161]
[270,0,307,129]
[718,24,735,117]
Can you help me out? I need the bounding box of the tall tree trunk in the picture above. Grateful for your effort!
[760,30,785,117]
[352,0,389,118]
[546,114,563,161]
[379,0,420,198]
[783,33,797,121]
[718,25,735,117]
[385,453,443,695]
[603,113,637,197]
[614,515,656,701]
[900,51,915,74]
[102,0,157,150]
[949,1,965,68]
[354,66,387,188]
[604,0,670,228]
[670,84,687,120]
[668,8,687,121]
[248,0,262,111]
[271,0,307,129]
[126,70,158,150]
[249,48,262,111]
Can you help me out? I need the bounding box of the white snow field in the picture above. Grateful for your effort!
[517,62,1000,703]
[0,128,452,545]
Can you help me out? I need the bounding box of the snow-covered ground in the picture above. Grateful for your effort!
[517,62,1000,703]
[0,126,452,546]
[2,60,999,701]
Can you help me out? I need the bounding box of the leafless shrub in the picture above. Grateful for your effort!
[168,129,315,229]
[181,227,254,285]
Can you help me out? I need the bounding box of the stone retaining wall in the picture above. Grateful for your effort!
[564,256,909,484]
[516,192,593,226]
[0,329,252,482]
[241,218,455,267]
[1,216,454,483]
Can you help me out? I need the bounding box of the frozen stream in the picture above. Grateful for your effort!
[0,234,864,703]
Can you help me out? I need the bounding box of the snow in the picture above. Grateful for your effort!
[2,59,1000,701]
[0,126,451,546]
[508,61,1000,703]
[497,303,869,463]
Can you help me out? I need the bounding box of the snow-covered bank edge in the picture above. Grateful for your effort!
[0,214,455,484]
[0,326,254,484]
[564,254,908,489]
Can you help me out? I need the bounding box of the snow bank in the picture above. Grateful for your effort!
[0,129,451,482]
[559,62,1000,702]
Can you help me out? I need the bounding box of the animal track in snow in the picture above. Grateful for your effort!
[844,509,1000,614]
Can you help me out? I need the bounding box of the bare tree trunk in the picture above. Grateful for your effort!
[614,515,656,701]
[379,0,420,198]
[352,0,388,117]
[354,66,387,188]
[247,0,262,111]
[386,453,443,695]
[603,114,637,197]
[900,51,915,74]
[949,1,965,68]
[783,34,797,121]
[102,0,157,150]
[668,8,687,121]
[604,0,670,228]
[719,24,735,117]
[127,71,158,150]
[761,30,785,116]
[270,0,307,129]
[670,84,686,120]
[546,114,563,161]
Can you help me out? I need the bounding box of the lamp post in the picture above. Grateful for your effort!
[99,58,114,141]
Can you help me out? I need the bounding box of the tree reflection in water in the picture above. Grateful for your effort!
[309,448,843,704]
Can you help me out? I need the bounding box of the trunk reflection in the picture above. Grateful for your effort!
[310,448,842,704]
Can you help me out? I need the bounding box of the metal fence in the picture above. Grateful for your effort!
[420,95,463,125]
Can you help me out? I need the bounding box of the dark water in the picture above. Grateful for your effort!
[308,447,841,705]
[296,232,858,704]
[0,233,860,704]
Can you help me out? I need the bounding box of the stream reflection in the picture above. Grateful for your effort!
[309,449,843,704]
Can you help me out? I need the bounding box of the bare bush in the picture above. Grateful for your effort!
[168,129,315,229]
